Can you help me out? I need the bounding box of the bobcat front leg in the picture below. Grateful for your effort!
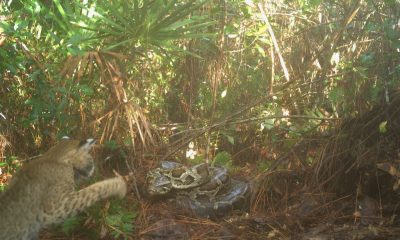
[45,176,127,225]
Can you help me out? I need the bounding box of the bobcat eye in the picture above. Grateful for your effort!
[61,136,70,140]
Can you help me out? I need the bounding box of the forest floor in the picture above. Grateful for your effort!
[13,97,400,239]
[132,97,400,240]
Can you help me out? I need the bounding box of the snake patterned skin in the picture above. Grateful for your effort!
[146,161,250,218]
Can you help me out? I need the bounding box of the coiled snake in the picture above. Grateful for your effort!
[146,161,250,218]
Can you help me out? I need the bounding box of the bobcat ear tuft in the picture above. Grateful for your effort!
[79,138,96,150]
[61,136,70,140]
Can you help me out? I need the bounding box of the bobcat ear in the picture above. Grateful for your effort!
[79,138,96,150]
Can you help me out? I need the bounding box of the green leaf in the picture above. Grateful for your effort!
[263,119,275,130]
[104,140,119,150]
[79,84,94,96]
[257,161,271,171]
[329,86,345,103]
[96,12,126,32]
[213,151,232,169]
[52,0,67,18]
[105,208,135,239]
[226,135,234,145]
[379,121,388,134]
[62,216,82,234]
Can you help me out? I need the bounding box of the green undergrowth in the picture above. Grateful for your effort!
[61,199,138,239]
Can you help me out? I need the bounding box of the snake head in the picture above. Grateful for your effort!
[146,170,173,196]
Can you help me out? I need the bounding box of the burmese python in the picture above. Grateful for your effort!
[146,161,250,217]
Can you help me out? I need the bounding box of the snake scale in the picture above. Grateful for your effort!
[146,161,250,218]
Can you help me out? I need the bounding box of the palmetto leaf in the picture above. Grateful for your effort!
[71,0,214,51]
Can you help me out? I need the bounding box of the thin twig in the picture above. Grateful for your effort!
[123,157,141,201]
[258,3,290,82]
[161,96,273,160]
[17,154,42,163]
[157,115,339,136]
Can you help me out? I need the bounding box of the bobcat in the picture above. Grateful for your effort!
[0,138,127,240]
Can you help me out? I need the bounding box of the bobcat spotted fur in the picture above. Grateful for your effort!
[0,138,127,240]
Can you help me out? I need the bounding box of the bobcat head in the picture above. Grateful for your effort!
[43,137,96,179]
